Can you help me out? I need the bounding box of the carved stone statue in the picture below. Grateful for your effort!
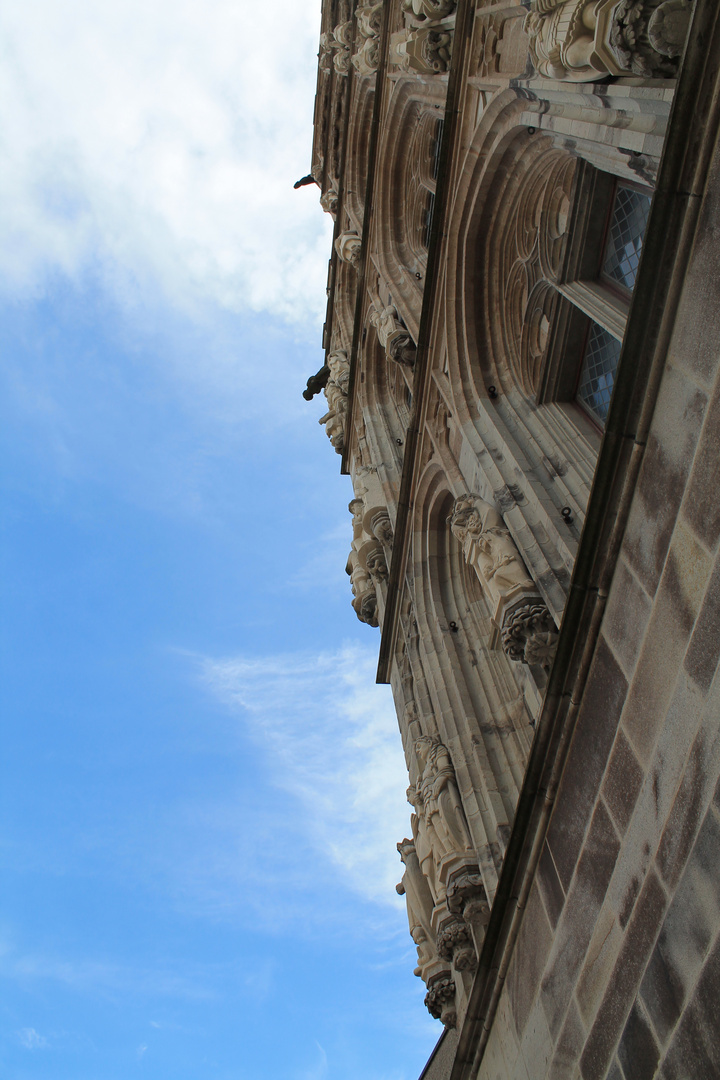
[448,493,559,670]
[448,494,536,602]
[335,231,362,268]
[369,304,417,366]
[397,837,437,977]
[414,735,474,862]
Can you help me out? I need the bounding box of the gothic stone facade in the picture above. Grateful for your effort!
[304,1,720,1077]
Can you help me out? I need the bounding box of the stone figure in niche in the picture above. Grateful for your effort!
[396,837,437,977]
[369,304,416,366]
[318,349,350,453]
[448,493,558,670]
[407,800,440,901]
[414,735,474,861]
[448,494,535,599]
[335,231,362,268]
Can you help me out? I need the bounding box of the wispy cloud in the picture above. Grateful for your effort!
[18,1027,48,1050]
[3,948,216,1001]
[199,644,410,908]
[0,0,331,326]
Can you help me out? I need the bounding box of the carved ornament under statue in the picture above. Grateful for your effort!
[523,0,690,81]
[449,494,559,670]
[335,231,362,268]
[369,304,417,366]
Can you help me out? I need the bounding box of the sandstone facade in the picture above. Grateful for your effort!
[304,1,719,1076]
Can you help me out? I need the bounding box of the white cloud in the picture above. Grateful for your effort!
[200,644,411,907]
[17,1027,48,1049]
[0,0,332,326]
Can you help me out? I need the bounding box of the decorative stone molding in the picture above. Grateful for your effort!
[391,26,454,72]
[370,509,394,548]
[335,230,362,267]
[402,0,456,19]
[436,918,477,971]
[351,0,383,75]
[424,973,457,1027]
[647,0,692,57]
[318,349,350,453]
[366,546,388,582]
[523,0,687,82]
[369,304,417,366]
[446,868,490,927]
[501,599,559,669]
[319,179,339,218]
[449,494,558,670]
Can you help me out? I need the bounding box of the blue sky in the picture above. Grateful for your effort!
[0,3,441,1077]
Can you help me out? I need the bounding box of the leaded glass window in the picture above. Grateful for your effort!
[602,186,652,293]
[576,323,622,424]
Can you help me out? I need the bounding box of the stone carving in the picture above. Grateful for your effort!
[446,869,490,928]
[523,0,686,81]
[449,494,558,670]
[501,600,559,668]
[424,974,457,1027]
[397,837,437,977]
[647,0,692,57]
[369,304,417,366]
[449,495,536,598]
[346,494,384,628]
[610,0,685,75]
[371,509,394,548]
[351,0,383,75]
[352,36,380,76]
[357,0,383,39]
[318,349,350,453]
[402,0,456,20]
[335,230,362,268]
[392,26,453,72]
[366,546,388,582]
[319,180,339,218]
[349,560,379,625]
[407,736,474,905]
[436,918,477,971]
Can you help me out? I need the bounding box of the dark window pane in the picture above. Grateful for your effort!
[577,322,621,424]
[602,186,652,292]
